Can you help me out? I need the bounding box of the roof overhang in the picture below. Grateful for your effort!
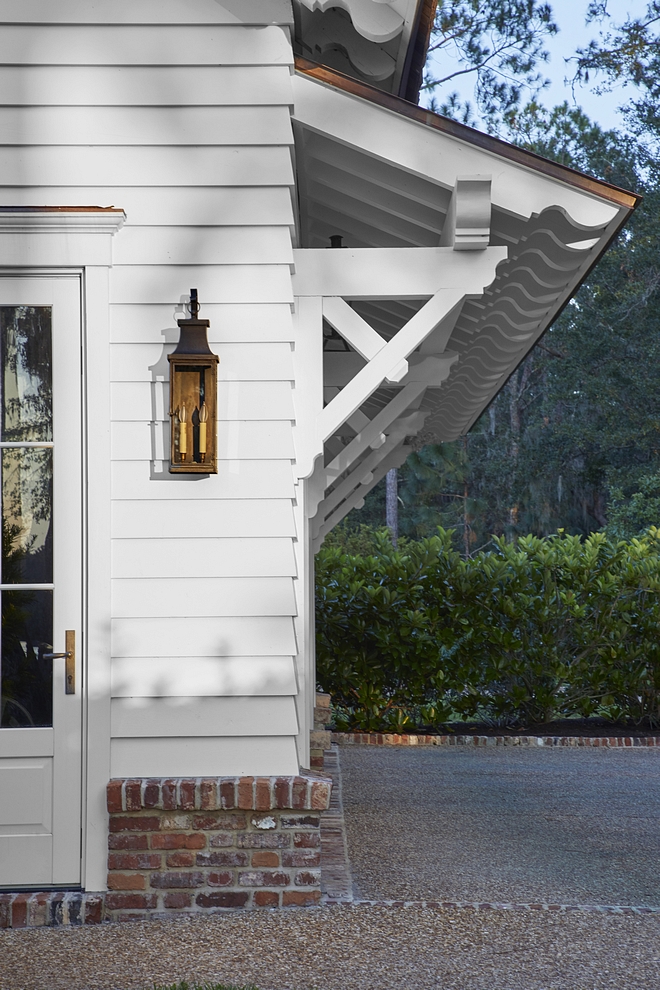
[291,59,640,542]
[293,0,436,102]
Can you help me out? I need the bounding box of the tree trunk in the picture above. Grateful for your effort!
[462,435,470,559]
[386,468,398,547]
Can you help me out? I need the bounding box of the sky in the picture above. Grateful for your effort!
[422,0,651,132]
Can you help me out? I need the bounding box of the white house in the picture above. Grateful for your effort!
[0,0,638,926]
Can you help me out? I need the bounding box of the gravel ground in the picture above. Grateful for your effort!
[2,903,660,990]
[340,745,660,906]
[3,745,660,990]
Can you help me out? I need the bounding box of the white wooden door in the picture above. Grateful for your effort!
[0,276,82,888]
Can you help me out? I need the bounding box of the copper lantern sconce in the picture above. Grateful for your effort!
[168,289,219,474]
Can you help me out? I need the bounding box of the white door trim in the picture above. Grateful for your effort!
[0,208,125,892]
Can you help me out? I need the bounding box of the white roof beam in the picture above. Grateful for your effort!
[293,245,507,298]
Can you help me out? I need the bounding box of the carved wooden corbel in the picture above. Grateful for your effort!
[298,0,404,44]
[440,176,492,251]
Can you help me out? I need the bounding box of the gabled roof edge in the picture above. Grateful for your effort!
[398,0,437,104]
[295,56,641,212]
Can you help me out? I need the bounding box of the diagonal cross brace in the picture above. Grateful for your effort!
[313,433,417,549]
[317,288,465,446]
[323,296,408,381]
[315,409,427,533]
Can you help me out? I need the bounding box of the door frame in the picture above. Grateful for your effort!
[0,208,125,892]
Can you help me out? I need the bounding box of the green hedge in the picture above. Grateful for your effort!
[315,528,660,731]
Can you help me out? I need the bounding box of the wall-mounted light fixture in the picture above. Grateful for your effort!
[168,289,219,474]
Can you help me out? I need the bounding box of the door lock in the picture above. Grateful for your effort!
[43,631,76,694]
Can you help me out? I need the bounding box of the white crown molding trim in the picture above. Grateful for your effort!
[0,210,126,235]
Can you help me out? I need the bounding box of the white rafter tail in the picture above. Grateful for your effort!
[322,296,387,361]
[317,288,467,444]
[298,0,404,43]
[316,408,426,531]
[419,297,468,356]
[385,358,409,382]
[345,408,386,449]
[313,437,413,550]
[324,382,426,484]
[440,175,492,251]
[400,351,459,384]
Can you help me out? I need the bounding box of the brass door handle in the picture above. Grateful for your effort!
[43,631,76,694]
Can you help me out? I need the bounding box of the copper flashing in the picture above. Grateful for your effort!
[295,56,641,211]
[398,0,437,104]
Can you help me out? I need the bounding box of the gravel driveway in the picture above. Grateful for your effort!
[339,744,660,907]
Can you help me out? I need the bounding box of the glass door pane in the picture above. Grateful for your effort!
[0,306,53,728]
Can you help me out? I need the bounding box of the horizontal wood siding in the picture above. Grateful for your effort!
[112,539,297,579]
[112,618,297,659]
[110,696,298,738]
[111,656,298,698]
[109,266,294,304]
[0,6,299,774]
[111,381,295,422]
[111,577,297,618]
[110,736,299,778]
[0,1,294,25]
[111,462,295,501]
[0,106,294,146]
[0,147,294,187]
[110,305,296,344]
[111,421,295,461]
[110,343,295,382]
[112,227,294,266]
[0,66,294,105]
[111,501,296,539]
[0,25,292,65]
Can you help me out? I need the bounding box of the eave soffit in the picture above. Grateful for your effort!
[292,60,639,448]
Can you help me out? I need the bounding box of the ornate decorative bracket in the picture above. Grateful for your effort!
[298,0,404,44]
[291,242,507,543]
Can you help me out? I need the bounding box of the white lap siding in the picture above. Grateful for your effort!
[0,2,301,776]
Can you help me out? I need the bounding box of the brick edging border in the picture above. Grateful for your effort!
[332,732,660,748]
[0,891,104,929]
[323,898,660,915]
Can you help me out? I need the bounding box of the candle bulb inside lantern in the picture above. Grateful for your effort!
[198,401,208,460]
[178,403,187,459]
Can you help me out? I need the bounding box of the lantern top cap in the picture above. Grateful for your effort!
[171,289,217,358]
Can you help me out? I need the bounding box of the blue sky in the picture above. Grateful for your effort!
[422,0,650,131]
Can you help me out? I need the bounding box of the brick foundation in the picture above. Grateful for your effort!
[105,774,331,921]
[0,773,332,928]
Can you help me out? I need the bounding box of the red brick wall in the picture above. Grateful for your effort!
[105,774,331,921]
